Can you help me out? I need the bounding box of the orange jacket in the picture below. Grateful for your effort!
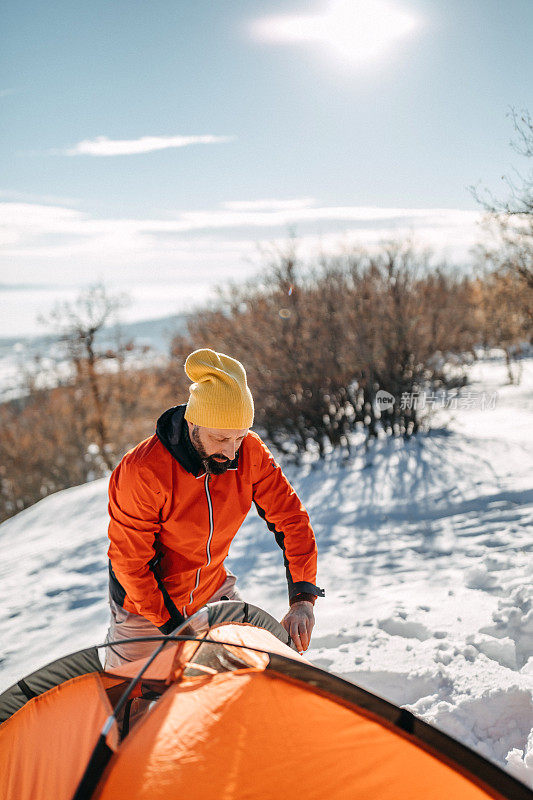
[107,405,323,632]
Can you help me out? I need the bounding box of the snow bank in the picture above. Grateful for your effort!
[507,728,533,788]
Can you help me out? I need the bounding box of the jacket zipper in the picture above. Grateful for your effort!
[185,474,214,614]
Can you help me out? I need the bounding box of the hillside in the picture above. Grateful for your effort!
[0,355,532,787]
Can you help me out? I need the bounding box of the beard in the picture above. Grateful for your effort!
[190,426,232,475]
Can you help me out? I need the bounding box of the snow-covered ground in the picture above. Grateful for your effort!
[0,356,531,787]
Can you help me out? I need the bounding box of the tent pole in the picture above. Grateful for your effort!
[71,616,196,800]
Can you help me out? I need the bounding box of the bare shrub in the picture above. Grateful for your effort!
[0,285,188,522]
[171,240,479,457]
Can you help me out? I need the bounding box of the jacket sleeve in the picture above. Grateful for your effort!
[251,436,324,604]
[107,457,183,631]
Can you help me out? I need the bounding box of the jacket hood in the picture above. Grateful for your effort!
[155,405,240,477]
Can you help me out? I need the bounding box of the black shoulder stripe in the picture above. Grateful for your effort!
[149,554,186,628]
[109,557,185,629]
[254,501,295,595]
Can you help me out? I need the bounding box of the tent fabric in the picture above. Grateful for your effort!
[205,600,294,647]
[94,668,512,800]
[102,604,297,683]
[100,599,293,682]
[104,640,182,682]
[94,625,532,800]
[102,622,301,684]
[0,645,103,724]
[264,653,532,800]
[0,602,531,800]
[185,622,302,672]
[0,672,119,800]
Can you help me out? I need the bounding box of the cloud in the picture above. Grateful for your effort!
[251,0,421,65]
[0,189,80,206]
[152,204,479,235]
[0,198,481,246]
[0,88,17,98]
[0,198,481,239]
[63,134,235,157]
[0,198,484,292]
[223,198,317,212]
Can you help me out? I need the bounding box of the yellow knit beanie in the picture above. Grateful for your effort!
[184,348,254,429]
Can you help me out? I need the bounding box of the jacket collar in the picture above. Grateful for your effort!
[155,404,240,477]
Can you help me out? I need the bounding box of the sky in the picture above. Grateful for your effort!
[1,0,532,335]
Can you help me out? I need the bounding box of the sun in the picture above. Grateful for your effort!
[252,0,421,66]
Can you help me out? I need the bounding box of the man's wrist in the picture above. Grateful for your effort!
[290,592,316,605]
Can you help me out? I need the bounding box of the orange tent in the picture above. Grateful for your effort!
[0,601,530,800]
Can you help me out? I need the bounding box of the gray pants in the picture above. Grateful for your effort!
[104,570,242,669]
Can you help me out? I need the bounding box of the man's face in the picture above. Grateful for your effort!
[188,422,248,475]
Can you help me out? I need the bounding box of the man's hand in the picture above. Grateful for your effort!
[281,601,315,654]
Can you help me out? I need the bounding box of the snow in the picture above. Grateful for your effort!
[0,355,532,788]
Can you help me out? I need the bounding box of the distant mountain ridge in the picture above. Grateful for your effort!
[0,313,189,402]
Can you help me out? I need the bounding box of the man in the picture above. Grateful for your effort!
[105,348,324,668]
